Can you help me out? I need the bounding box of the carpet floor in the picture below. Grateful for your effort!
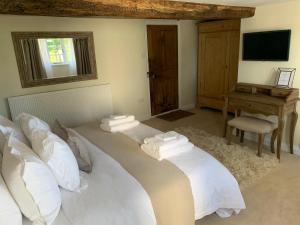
[174,126,278,190]
[143,108,300,225]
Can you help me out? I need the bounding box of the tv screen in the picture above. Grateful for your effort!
[243,30,291,61]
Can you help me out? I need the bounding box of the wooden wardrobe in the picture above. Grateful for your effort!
[197,19,241,110]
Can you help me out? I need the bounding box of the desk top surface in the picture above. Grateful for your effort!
[228,83,299,106]
[228,92,287,106]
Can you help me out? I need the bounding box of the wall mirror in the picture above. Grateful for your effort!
[12,32,97,88]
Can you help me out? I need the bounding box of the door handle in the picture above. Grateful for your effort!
[147,72,156,79]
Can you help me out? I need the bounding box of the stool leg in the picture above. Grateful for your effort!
[240,130,245,143]
[271,129,278,154]
[257,133,265,157]
[236,129,240,137]
[227,126,234,145]
[235,110,241,137]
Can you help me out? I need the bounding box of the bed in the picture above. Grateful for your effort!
[8,85,245,225]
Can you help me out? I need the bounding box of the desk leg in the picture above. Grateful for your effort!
[223,97,229,137]
[271,129,278,154]
[277,111,285,161]
[290,110,298,154]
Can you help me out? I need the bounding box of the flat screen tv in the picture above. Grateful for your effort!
[243,30,291,61]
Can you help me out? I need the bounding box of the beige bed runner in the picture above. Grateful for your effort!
[75,123,195,225]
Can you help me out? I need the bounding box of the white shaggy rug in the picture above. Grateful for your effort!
[174,127,279,190]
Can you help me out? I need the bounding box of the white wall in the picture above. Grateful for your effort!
[239,0,300,153]
[179,20,198,109]
[0,15,197,120]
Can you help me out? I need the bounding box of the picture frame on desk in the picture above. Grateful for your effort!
[275,68,296,88]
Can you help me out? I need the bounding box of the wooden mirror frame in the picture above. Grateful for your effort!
[12,32,98,88]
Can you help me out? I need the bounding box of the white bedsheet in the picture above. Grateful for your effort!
[23,123,245,225]
[23,211,71,225]
[63,134,157,225]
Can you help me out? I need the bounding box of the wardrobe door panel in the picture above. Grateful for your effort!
[199,32,228,99]
[197,19,240,110]
[227,31,240,94]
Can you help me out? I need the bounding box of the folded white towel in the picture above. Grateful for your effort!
[144,132,188,151]
[100,120,140,133]
[110,115,127,120]
[141,142,194,161]
[102,115,135,127]
[154,131,178,142]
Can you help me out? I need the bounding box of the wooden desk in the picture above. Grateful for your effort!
[223,83,299,160]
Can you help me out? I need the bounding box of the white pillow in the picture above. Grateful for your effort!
[52,120,92,173]
[16,113,50,141]
[1,136,61,225]
[31,130,80,191]
[0,115,30,152]
[0,133,5,153]
[0,154,22,225]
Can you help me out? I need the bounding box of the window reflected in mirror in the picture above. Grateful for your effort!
[12,32,97,88]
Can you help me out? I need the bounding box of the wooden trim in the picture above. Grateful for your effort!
[198,96,225,110]
[0,0,255,20]
[11,31,98,88]
[198,19,241,33]
[16,74,98,88]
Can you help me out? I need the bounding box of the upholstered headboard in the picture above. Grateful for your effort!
[8,84,113,127]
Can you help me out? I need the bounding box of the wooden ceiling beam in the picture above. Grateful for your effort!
[0,0,255,20]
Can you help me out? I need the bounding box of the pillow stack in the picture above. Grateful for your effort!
[31,130,80,190]
[16,113,51,141]
[0,115,30,151]
[2,136,61,225]
[0,150,22,225]
[17,113,81,191]
[0,113,89,225]
[0,115,26,225]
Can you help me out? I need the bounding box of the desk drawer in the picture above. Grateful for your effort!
[229,99,278,115]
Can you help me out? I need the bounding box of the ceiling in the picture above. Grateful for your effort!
[174,0,299,6]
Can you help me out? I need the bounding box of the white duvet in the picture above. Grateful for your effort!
[23,123,245,225]
[123,124,246,219]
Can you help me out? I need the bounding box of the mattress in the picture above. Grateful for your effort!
[23,132,156,225]
[23,123,245,225]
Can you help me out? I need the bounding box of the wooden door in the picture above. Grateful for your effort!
[147,25,179,116]
[199,31,228,100]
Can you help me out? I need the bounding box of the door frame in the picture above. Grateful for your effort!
[145,20,182,117]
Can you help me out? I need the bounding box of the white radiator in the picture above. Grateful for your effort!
[8,84,113,127]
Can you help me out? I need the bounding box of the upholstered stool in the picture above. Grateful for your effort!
[227,116,278,157]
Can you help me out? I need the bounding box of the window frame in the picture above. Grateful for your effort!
[46,38,66,65]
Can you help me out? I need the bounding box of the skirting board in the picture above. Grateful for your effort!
[244,132,300,156]
[138,113,152,121]
[149,108,179,119]
[180,103,196,111]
